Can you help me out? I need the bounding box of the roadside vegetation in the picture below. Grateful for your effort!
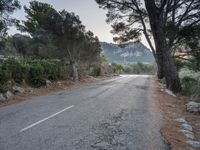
[0,1,115,101]
[1,0,200,102]
[179,68,200,102]
[123,63,157,75]
[0,58,65,92]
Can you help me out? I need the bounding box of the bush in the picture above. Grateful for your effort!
[112,63,124,74]
[27,59,61,80]
[1,58,28,83]
[192,82,200,102]
[181,76,197,96]
[0,58,65,88]
[179,68,200,101]
[26,59,63,87]
[159,78,166,84]
[90,65,101,76]
[0,68,10,84]
[123,63,156,75]
[0,84,9,93]
[40,60,61,80]
[29,77,46,88]
[27,63,45,87]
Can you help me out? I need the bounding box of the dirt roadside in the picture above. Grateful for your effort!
[0,76,114,108]
[152,78,200,150]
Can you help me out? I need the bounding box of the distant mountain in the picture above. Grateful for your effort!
[101,42,155,65]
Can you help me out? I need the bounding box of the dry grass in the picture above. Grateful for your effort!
[152,78,200,150]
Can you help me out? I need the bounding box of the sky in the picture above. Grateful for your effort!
[9,0,149,46]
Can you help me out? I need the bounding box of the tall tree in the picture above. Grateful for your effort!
[20,1,101,81]
[95,0,200,93]
[144,0,181,92]
[0,0,21,37]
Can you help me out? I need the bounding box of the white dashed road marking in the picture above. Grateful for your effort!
[20,105,74,132]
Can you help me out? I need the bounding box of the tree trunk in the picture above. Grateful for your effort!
[71,61,79,82]
[144,0,181,93]
[155,53,165,79]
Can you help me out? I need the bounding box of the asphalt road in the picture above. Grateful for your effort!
[0,75,168,150]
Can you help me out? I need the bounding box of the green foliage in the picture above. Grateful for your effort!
[181,76,197,96]
[158,78,166,84]
[27,59,61,81]
[174,58,185,71]
[179,68,200,101]
[100,54,108,64]
[0,84,9,93]
[90,65,101,77]
[0,68,10,84]
[112,63,124,74]
[0,0,21,36]
[21,1,57,34]
[0,58,65,88]
[19,1,101,81]
[26,59,63,87]
[2,58,28,83]
[29,77,46,88]
[123,63,156,75]
[27,62,44,82]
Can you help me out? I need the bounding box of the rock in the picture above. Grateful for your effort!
[180,129,194,136]
[164,89,176,97]
[4,91,13,99]
[181,124,193,132]
[175,118,187,124]
[185,133,195,140]
[27,89,33,93]
[160,89,164,92]
[186,101,200,113]
[46,80,52,87]
[0,94,6,102]
[12,85,25,94]
[187,141,200,148]
[57,81,62,86]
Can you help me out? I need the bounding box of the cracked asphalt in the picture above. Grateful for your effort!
[0,75,168,150]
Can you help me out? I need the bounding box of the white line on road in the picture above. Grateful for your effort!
[20,105,74,132]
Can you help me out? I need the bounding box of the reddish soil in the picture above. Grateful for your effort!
[152,78,200,150]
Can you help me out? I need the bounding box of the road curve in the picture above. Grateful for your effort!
[0,75,168,150]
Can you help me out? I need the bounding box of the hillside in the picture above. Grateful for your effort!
[101,42,155,65]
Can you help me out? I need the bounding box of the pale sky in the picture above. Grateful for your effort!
[9,0,149,47]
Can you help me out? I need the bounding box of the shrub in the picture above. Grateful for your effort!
[1,58,28,83]
[179,68,200,100]
[0,58,65,88]
[26,59,63,87]
[27,59,61,80]
[192,82,200,102]
[0,68,10,84]
[28,63,44,78]
[159,78,166,84]
[0,84,9,93]
[123,63,156,75]
[27,63,45,87]
[40,60,61,80]
[181,76,197,96]
[112,63,124,74]
[91,65,101,76]
[29,77,46,88]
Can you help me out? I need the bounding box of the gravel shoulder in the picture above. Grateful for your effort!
[0,76,113,108]
[152,78,200,150]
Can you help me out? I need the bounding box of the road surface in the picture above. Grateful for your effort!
[0,75,168,150]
